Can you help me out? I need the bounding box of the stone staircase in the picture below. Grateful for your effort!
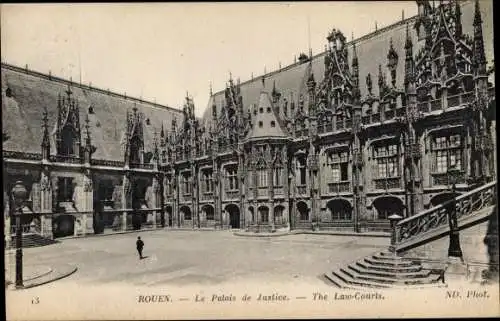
[325,251,444,289]
[8,233,58,248]
[324,180,497,289]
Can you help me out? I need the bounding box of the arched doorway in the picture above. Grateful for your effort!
[274,205,285,224]
[326,199,352,220]
[430,192,460,207]
[297,201,309,221]
[225,204,240,229]
[202,204,215,221]
[53,215,75,238]
[373,196,404,220]
[165,205,173,226]
[258,206,269,223]
[179,206,192,223]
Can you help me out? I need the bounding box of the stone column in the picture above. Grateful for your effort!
[122,173,130,231]
[81,168,94,235]
[4,190,11,248]
[150,176,159,229]
[39,169,53,239]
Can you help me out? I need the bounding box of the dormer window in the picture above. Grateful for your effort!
[5,87,12,97]
[146,118,150,125]
[258,121,263,128]
[259,107,264,113]
[59,125,77,156]
[270,121,276,127]
[267,107,272,113]
[88,105,94,114]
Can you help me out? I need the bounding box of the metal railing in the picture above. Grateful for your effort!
[374,177,401,190]
[431,171,466,187]
[296,185,307,195]
[3,151,43,161]
[129,163,154,170]
[92,159,125,167]
[49,155,81,164]
[327,181,351,193]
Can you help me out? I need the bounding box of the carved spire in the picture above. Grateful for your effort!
[378,64,386,97]
[454,0,462,38]
[404,23,415,90]
[387,38,399,88]
[271,80,281,103]
[352,42,360,103]
[41,106,50,159]
[83,113,93,164]
[472,0,486,75]
[366,73,373,96]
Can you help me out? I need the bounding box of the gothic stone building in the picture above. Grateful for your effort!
[2,64,182,239]
[2,0,496,239]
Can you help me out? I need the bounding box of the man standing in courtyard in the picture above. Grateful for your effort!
[136,236,144,259]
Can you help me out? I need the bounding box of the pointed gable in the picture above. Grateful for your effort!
[245,91,288,141]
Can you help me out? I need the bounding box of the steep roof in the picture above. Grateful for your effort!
[1,63,182,162]
[245,91,288,141]
[203,0,494,127]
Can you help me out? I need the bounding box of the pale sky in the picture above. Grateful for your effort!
[1,2,417,117]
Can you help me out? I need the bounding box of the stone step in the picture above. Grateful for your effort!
[341,267,442,286]
[9,234,58,248]
[372,253,412,261]
[324,271,350,289]
[355,261,423,273]
[364,257,417,268]
[347,264,431,279]
[329,270,391,289]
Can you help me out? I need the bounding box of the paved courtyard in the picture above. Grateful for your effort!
[14,230,389,288]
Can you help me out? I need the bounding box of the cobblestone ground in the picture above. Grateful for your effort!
[17,230,388,287]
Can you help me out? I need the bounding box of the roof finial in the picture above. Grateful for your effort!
[209,81,213,96]
[375,21,378,31]
[351,31,354,42]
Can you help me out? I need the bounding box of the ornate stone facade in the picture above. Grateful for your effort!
[2,0,496,238]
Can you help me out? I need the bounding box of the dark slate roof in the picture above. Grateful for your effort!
[245,91,288,141]
[2,63,182,161]
[203,0,494,127]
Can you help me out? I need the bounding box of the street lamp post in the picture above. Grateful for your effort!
[447,165,463,260]
[12,181,28,289]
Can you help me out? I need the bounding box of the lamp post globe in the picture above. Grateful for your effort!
[12,181,28,208]
[12,180,27,288]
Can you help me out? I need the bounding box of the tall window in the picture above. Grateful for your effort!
[57,177,74,202]
[432,134,462,173]
[298,157,307,185]
[98,180,114,201]
[226,166,238,190]
[328,151,349,182]
[374,144,399,178]
[182,173,191,195]
[203,171,213,193]
[59,126,76,156]
[129,135,141,164]
[258,169,268,187]
[165,176,172,196]
[273,167,282,186]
